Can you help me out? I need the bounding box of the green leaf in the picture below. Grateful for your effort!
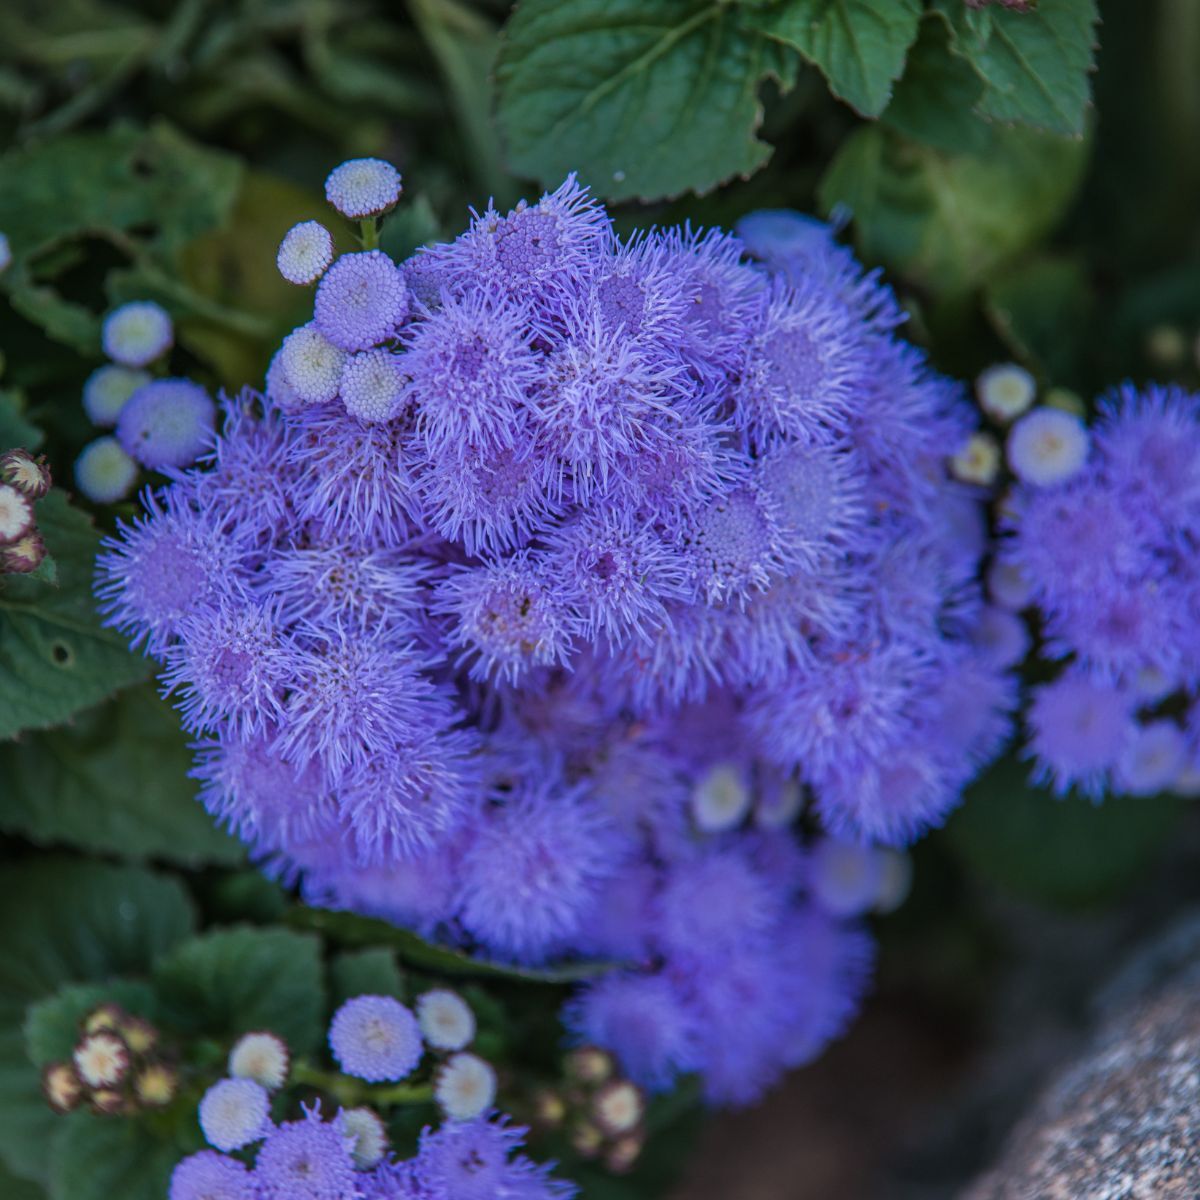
[0,685,243,866]
[290,905,615,985]
[0,860,194,1184]
[495,0,797,202]
[984,254,1094,384]
[24,981,158,1068]
[742,0,922,118]
[0,490,152,740]
[818,121,1088,296]
[882,15,991,154]
[330,948,406,1007]
[49,1112,188,1200]
[0,391,43,453]
[933,0,1099,136]
[0,122,241,351]
[0,1158,46,1200]
[944,755,1188,908]
[153,927,325,1055]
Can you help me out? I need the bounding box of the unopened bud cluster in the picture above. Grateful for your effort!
[42,1003,175,1117]
[0,448,51,575]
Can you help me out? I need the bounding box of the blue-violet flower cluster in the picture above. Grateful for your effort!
[99,168,1013,1106]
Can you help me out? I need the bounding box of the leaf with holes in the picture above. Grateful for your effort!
[0,685,242,866]
[0,860,194,1184]
[0,490,152,740]
[742,0,922,118]
[495,0,798,202]
[932,0,1099,136]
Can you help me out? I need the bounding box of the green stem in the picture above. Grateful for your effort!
[291,1062,432,1109]
[360,217,380,251]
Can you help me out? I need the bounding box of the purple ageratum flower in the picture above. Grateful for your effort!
[284,404,419,544]
[1026,668,1136,797]
[254,1106,359,1200]
[277,220,334,285]
[83,364,151,427]
[456,780,623,964]
[414,428,564,555]
[170,1151,255,1200]
[102,300,173,367]
[191,729,336,851]
[325,158,403,219]
[160,599,291,738]
[588,233,692,345]
[339,348,408,424]
[545,508,691,645]
[1114,719,1188,797]
[198,1077,271,1151]
[733,276,864,440]
[436,553,579,685]
[754,435,869,568]
[528,307,692,504]
[117,379,215,469]
[75,437,139,505]
[563,971,699,1092]
[1006,407,1090,486]
[653,845,781,963]
[314,251,409,351]
[1093,383,1200,536]
[329,996,422,1082]
[334,728,479,864]
[95,489,247,654]
[404,288,542,455]
[273,624,449,778]
[278,324,347,407]
[414,1116,576,1200]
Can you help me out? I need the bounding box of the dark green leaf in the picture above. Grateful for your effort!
[330,948,406,1007]
[496,0,797,202]
[883,15,990,154]
[0,122,241,351]
[818,121,1088,296]
[0,391,43,453]
[944,755,1187,908]
[0,685,242,866]
[153,927,325,1055]
[0,490,152,740]
[984,254,1094,384]
[290,905,615,985]
[24,981,158,1068]
[48,1112,189,1200]
[933,0,1099,136]
[742,0,922,118]
[0,860,194,1183]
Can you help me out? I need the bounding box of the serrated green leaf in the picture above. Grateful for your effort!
[48,1111,188,1200]
[818,121,1088,296]
[0,490,152,739]
[742,0,921,118]
[0,122,241,351]
[290,905,615,985]
[933,0,1099,137]
[0,685,242,866]
[0,860,194,1184]
[330,948,406,1007]
[882,15,990,154]
[24,981,158,1068]
[944,754,1187,908]
[153,927,325,1055]
[496,0,797,203]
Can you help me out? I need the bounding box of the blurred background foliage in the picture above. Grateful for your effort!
[2,2,1200,1198]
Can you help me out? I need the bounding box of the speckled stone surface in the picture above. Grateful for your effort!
[961,915,1200,1200]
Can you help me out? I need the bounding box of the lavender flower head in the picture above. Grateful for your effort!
[1003,383,1200,798]
[97,162,1015,1106]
